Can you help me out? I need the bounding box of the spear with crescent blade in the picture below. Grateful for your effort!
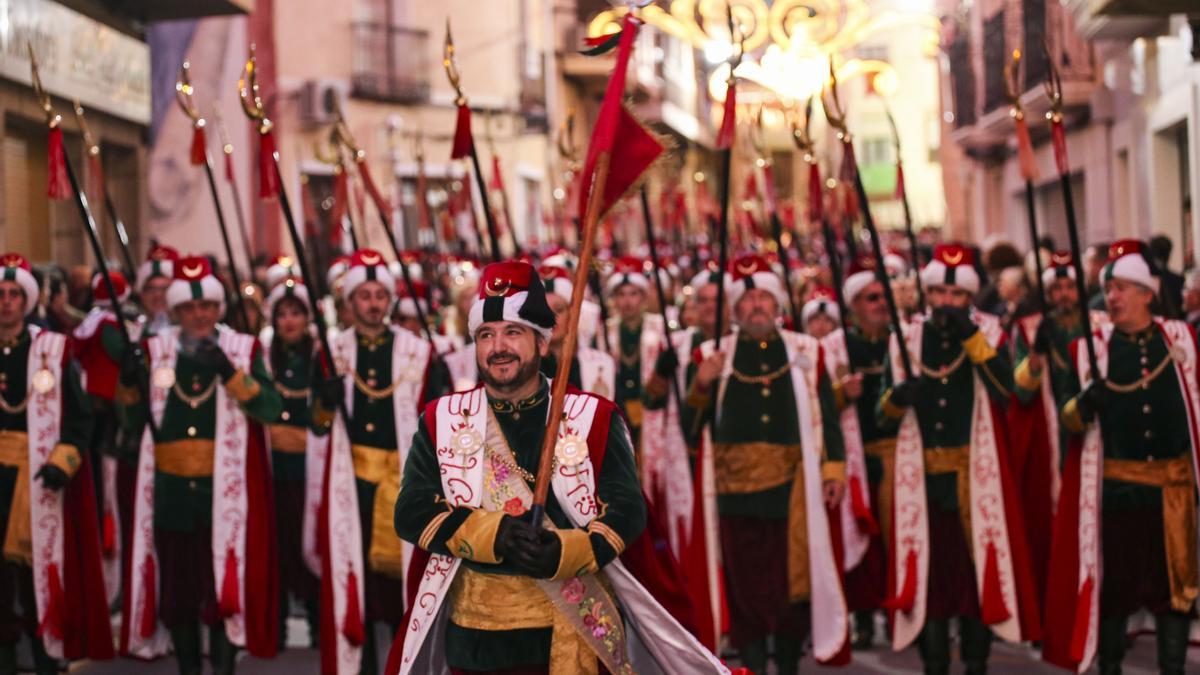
[176,61,252,331]
[71,101,138,283]
[212,107,257,270]
[238,46,351,425]
[444,19,505,261]
[30,44,157,437]
[1004,49,1047,316]
[710,4,744,343]
[823,60,913,379]
[314,127,362,250]
[750,107,801,323]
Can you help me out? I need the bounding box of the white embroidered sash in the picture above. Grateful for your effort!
[26,330,66,658]
[640,327,695,559]
[821,328,871,571]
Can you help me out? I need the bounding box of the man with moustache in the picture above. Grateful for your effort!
[116,255,281,672]
[1044,241,1198,675]
[605,257,664,448]
[308,249,447,675]
[877,244,1040,675]
[681,254,848,675]
[539,265,616,396]
[391,260,725,674]
[821,258,896,650]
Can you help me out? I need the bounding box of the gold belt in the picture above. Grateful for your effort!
[448,567,597,674]
[712,442,802,494]
[0,432,30,565]
[864,438,897,548]
[924,445,972,550]
[268,424,307,454]
[352,445,405,579]
[156,439,215,478]
[1104,457,1198,613]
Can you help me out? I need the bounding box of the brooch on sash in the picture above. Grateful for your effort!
[1171,343,1189,364]
[153,366,176,389]
[451,425,483,456]
[555,433,588,467]
[31,355,55,394]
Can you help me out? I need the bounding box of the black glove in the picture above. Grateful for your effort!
[506,527,562,579]
[889,378,925,409]
[494,514,536,560]
[316,376,344,410]
[935,305,977,340]
[119,345,145,386]
[653,348,679,379]
[1033,318,1056,355]
[192,340,235,380]
[1076,380,1107,422]
[35,465,68,492]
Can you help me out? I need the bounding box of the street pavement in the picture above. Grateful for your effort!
[64,618,1199,673]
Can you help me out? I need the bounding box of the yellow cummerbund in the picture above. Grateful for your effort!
[448,566,554,631]
[351,444,398,485]
[156,439,216,478]
[712,442,802,494]
[268,424,307,454]
[0,431,28,469]
[924,445,972,550]
[864,437,897,459]
[0,431,31,565]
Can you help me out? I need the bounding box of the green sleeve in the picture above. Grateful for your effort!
[100,322,127,363]
[874,351,903,434]
[115,346,150,433]
[817,366,844,463]
[394,414,475,556]
[589,416,647,567]
[235,349,283,424]
[60,360,94,452]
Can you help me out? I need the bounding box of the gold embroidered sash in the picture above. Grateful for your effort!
[864,438,897,550]
[480,410,634,675]
[0,431,31,565]
[1103,456,1198,612]
[924,445,972,551]
[711,442,802,494]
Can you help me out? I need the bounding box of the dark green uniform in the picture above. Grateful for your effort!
[393,377,646,671]
[843,327,893,484]
[1013,313,1086,415]
[613,320,644,445]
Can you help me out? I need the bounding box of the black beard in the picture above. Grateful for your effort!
[479,353,542,394]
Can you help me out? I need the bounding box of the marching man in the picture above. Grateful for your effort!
[682,254,849,674]
[308,249,446,675]
[0,253,112,673]
[1044,240,1197,675]
[877,244,1040,674]
[390,260,726,674]
[605,257,664,448]
[116,256,281,674]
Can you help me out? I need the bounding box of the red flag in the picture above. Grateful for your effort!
[1051,119,1069,177]
[807,162,823,224]
[489,155,506,192]
[577,15,664,223]
[1014,117,1038,181]
[894,162,906,200]
[190,126,207,166]
[224,150,235,182]
[258,131,279,199]
[47,127,70,200]
[451,104,474,159]
[716,82,737,150]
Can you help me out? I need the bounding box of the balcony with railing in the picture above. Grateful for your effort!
[351,22,430,104]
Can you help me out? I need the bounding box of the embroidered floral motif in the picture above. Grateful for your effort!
[559,578,626,665]
[503,497,526,516]
[561,578,586,604]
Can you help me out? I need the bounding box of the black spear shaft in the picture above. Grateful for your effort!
[62,146,158,437]
[1059,170,1098,376]
[99,188,138,283]
[768,210,801,322]
[640,186,687,417]
[468,150,503,261]
[222,150,257,271]
[844,139,913,379]
[712,146,733,342]
[197,143,252,331]
[820,216,857,373]
[1025,180,1048,313]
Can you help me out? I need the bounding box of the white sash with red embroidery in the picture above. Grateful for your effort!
[124,327,254,656]
[1068,319,1200,672]
[25,329,67,657]
[101,455,121,606]
[398,385,727,674]
[888,313,1023,649]
[703,328,849,661]
[820,328,873,570]
[641,326,695,559]
[323,326,429,674]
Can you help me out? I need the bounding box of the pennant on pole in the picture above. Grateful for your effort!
[577,15,664,224]
[1014,116,1038,181]
[716,83,737,150]
[258,131,279,198]
[451,104,474,159]
[47,127,70,200]
[190,126,207,166]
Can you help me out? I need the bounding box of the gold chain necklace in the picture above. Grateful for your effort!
[919,351,967,379]
[274,381,310,399]
[172,378,218,409]
[1105,354,1173,394]
[0,390,30,415]
[352,371,400,400]
[730,360,794,385]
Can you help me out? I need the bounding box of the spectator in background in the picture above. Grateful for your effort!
[1149,234,1184,318]
[1083,242,1109,310]
[67,264,93,312]
[1184,268,1200,331]
[993,266,1031,333]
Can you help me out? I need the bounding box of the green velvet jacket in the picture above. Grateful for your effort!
[842,326,895,485]
[270,343,314,482]
[393,377,646,671]
[0,329,94,535]
[117,334,281,532]
[1012,312,1086,408]
[680,330,845,519]
[1060,324,1197,510]
[876,321,1014,512]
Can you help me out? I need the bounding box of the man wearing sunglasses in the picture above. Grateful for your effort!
[820,256,898,650]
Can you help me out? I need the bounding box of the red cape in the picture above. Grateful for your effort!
[1005,390,1055,600]
[62,454,115,659]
